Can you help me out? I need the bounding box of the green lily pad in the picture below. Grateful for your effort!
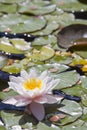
[52,0,87,12]
[74,51,87,59]
[0,38,25,54]
[80,76,87,93]
[0,0,25,4]
[62,84,83,97]
[32,20,59,36]
[0,126,6,130]
[0,110,23,127]
[37,122,60,130]
[82,106,87,122]
[55,70,80,89]
[0,14,46,33]
[62,119,86,130]
[32,13,74,36]
[10,17,46,33]
[32,35,57,46]
[58,100,82,125]
[0,90,17,100]
[0,3,17,13]
[2,58,29,74]
[10,38,31,51]
[35,63,69,74]
[31,46,54,61]
[0,14,28,26]
[19,4,56,15]
[0,14,28,32]
[81,93,87,106]
[0,110,37,129]
[50,52,72,64]
[0,55,8,69]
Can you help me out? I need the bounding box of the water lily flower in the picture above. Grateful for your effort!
[3,69,62,121]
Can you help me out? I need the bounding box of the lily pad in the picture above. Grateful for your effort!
[62,119,86,130]
[10,38,31,51]
[58,100,82,125]
[0,110,37,129]
[0,3,17,13]
[0,14,46,33]
[32,20,59,36]
[0,126,6,130]
[10,17,46,33]
[80,76,87,93]
[52,0,87,18]
[0,0,25,4]
[0,38,26,54]
[54,70,80,89]
[81,93,87,106]
[19,4,56,15]
[31,46,54,61]
[37,122,60,130]
[2,58,29,74]
[0,55,8,69]
[57,24,87,49]
[32,35,57,46]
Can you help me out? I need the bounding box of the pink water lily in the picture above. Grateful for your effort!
[3,69,62,121]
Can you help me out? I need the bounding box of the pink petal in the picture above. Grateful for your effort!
[34,96,47,104]
[45,94,58,104]
[2,95,32,107]
[30,102,45,121]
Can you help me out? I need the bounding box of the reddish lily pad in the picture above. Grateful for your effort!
[57,24,87,49]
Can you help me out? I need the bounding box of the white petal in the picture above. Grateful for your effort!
[21,70,29,80]
[46,79,60,92]
[30,102,45,121]
[2,97,18,105]
[2,95,32,107]
[9,76,24,84]
[45,94,58,104]
[8,82,25,95]
[34,96,47,104]
[21,69,38,80]
[39,71,48,80]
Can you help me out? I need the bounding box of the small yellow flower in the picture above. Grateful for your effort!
[3,69,61,121]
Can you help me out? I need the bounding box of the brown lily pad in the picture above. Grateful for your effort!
[57,24,87,49]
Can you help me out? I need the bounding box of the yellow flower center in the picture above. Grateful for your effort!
[24,78,42,90]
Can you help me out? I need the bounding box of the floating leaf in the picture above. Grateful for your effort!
[35,63,69,74]
[0,41,25,54]
[81,93,87,106]
[31,46,54,61]
[32,35,57,46]
[0,56,8,69]
[0,126,6,130]
[0,0,25,4]
[37,122,60,130]
[62,119,85,130]
[2,58,29,74]
[1,110,37,129]
[19,4,56,15]
[80,76,87,93]
[58,100,82,125]
[57,24,87,49]
[0,14,46,33]
[10,17,46,33]
[0,89,17,100]
[53,0,87,13]
[10,38,31,51]
[54,70,80,89]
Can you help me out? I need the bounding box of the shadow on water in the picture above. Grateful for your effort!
[78,0,87,4]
